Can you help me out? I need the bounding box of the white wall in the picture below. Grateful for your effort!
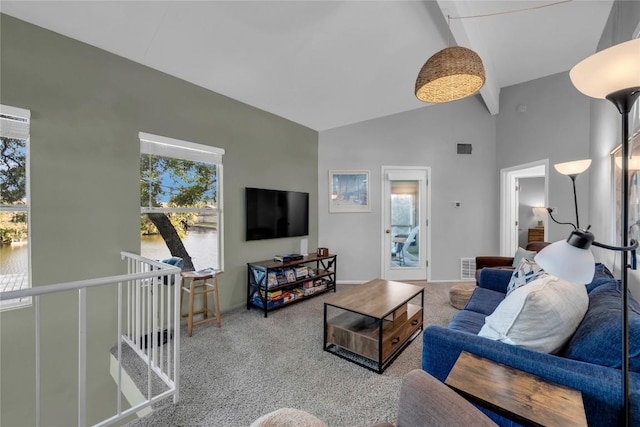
[319,96,497,281]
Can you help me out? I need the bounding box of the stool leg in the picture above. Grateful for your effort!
[213,277,221,327]
[203,278,209,320]
[188,280,195,337]
[179,279,185,319]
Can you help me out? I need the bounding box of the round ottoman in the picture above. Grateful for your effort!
[449,282,477,309]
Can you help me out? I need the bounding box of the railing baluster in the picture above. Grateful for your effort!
[173,271,180,403]
[35,295,41,427]
[2,252,180,427]
[78,288,87,427]
[117,281,122,417]
[147,277,152,400]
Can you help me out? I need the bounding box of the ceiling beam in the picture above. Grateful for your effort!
[436,0,500,115]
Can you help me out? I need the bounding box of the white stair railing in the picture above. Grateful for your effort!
[0,252,181,427]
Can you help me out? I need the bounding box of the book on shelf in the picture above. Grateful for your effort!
[284,268,297,283]
[275,269,288,285]
[259,289,284,300]
[267,271,278,288]
[294,266,308,279]
[273,254,304,262]
[300,284,326,296]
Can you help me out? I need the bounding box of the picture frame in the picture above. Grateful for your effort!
[612,99,640,247]
[329,170,370,213]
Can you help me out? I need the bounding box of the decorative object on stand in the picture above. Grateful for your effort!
[553,159,592,229]
[536,37,640,427]
[532,207,548,228]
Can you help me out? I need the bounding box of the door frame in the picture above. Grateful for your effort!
[500,160,548,256]
[380,165,431,281]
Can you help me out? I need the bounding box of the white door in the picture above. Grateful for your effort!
[500,161,548,256]
[381,167,429,281]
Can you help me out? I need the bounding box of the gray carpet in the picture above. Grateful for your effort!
[126,282,458,427]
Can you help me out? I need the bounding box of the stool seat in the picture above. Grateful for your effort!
[180,269,222,337]
[449,282,476,310]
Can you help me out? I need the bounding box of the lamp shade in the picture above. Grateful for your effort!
[534,240,595,284]
[570,38,640,99]
[415,46,486,103]
[532,207,548,221]
[554,159,592,176]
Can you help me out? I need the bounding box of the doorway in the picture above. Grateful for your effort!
[500,160,548,256]
[381,166,430,281]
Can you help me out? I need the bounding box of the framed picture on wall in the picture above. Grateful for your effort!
[612,99,640,246]
[329,170,370,213]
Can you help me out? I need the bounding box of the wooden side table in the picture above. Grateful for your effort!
[528,227,545,243]
[445,351,587,427]
[180,269,222,337]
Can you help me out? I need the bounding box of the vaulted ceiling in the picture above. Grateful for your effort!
[1,1,614,131]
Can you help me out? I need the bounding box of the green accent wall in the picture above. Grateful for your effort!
[0,14,317,426]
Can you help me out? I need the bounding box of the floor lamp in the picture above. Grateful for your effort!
[535,38,640,426]
[553,159,592,229]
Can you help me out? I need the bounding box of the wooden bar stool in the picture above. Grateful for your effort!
[180,269,222,337]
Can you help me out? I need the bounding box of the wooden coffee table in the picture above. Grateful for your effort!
[323,279,424,373]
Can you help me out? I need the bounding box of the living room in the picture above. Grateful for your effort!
[1,0,639,426]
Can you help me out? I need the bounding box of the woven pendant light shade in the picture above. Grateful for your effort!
[415,46,486,103]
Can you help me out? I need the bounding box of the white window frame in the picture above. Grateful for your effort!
[139,132,225,270]
[0,104,31,310]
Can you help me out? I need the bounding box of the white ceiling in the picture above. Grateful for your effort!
[0,0,615,131]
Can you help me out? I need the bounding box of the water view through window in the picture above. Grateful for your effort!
[139,136,221,271]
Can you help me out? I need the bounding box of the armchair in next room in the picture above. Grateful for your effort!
[475,241,549,282]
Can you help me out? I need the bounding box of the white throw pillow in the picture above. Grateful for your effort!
[478,275,588,354]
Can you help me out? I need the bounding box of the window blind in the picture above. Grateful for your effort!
[0,105,30,140]
[139,132,224,164]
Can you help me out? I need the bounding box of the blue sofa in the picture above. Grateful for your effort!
[422,263,640,426]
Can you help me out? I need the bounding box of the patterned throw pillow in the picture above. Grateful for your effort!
[506,258,547,296]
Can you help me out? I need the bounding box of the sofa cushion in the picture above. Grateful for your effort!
[512,246,537,267]
[478,275,588,353]
[463,287,505,316]
[448,310,487,335]
[585,262,615,293]
[506,258,547,296]
[563,281,640,372]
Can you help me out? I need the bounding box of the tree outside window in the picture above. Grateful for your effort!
[140,135,222,272]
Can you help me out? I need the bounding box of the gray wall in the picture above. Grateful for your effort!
[588,1,640,295]
[0,14,318,426]
[319,97,497,281]
[496,72,591,243]
[518,177,545,247]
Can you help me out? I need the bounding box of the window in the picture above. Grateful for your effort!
[139,132,224,271]
[0,105,31,310]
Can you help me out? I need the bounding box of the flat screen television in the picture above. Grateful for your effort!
[245,187,309,241]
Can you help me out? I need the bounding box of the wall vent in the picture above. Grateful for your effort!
[457,143,472,155]
[460,258,476,280]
